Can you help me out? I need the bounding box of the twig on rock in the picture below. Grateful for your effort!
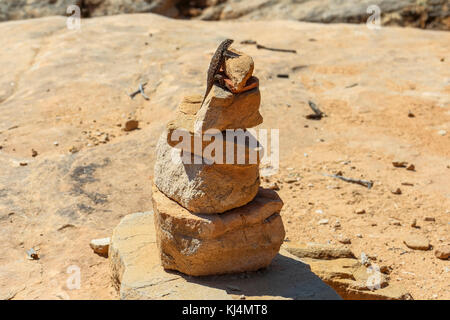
[139,83,149,100]
[323,173,373,189]
[240,39,257,45]
[306,101,325,120]
[128,82,149,100]
[256,44,297,53]
[240,40,297,53]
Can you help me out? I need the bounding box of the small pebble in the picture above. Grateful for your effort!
[69,146,79,154]
[380,265,392,274]
[403,234,430,250]
[267,182,279,190]
[26,248,39,260]
[89,237,110,256]
[124,120,139,132]
[318,219,329,225]
[337,235,351,244]
[437,130,447,136]
[434,245,450,260]
[392,161,407,168]
[284,177,298,183]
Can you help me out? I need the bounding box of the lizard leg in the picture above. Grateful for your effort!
[224,50,240,59]
[214,73,226,89]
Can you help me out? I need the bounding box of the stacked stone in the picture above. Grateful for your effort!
[152,48,285,276]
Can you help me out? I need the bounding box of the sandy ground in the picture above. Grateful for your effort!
[0,15,448,300]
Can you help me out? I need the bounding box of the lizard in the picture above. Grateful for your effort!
[200,38,235,107]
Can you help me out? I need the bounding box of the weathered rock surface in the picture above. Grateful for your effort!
[166,94,263,164]
[284,242,356,260]
[154,131,260,214]
[223,49,254,92]
[167,89,262,138]
[198,0,450,30]
[434,245,450,260]
[0,0,181,21]
[167,128,263,165]
[196,86,262,133]
[152,185,285,276]
[284,243,413,300]
[2,0,447,30]
[110,211,340,299]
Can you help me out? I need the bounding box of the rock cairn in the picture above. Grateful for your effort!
[152,46,285,276]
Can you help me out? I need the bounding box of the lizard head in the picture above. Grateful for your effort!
[223,39,234,48]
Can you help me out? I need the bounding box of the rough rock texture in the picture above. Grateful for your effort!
[154,132,260,214]
[0,0,181,21]
[110,211,340,299]
[284,242,356,260]
[196,85,262,133]
[2,0,448,30]
[403,234,431,250]
[152,186,285,276]
[198,0,450,30]
[167,128,263,165]
[223,49,254,92]
[434,245,450,260]
[166,88,262,137]
[284,243,413,300]
[166,93,263,159]
[0,14,449,300]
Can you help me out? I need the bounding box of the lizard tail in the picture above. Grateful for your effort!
[200,95,206,107]
[200,85,211,107]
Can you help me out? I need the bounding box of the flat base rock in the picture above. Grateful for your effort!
[152,186,285,276]
[284,242,356,260]
[283,243,413,300]
[109,211,341,300]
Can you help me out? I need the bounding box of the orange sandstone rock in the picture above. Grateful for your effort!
[152,185,285,276]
